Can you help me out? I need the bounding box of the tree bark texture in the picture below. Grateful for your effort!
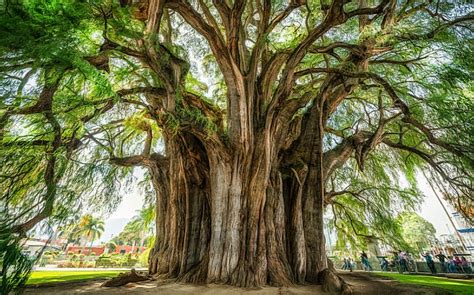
[147,119,329,287]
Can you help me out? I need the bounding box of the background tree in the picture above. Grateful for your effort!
[106,241,118,253]
[1,0,472,290]
[73,214,105,253]
[111,207,155,248]
[132,206,155,248]
[397,212,436,253]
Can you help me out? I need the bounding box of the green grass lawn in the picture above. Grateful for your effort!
[27,271,122,285]
[374,272,474,295]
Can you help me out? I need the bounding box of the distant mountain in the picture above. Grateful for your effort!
[99,217,130,244]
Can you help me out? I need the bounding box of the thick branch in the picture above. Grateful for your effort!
[110,153,167,168]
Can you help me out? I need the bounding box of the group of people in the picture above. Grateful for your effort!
[394,250,416,272]
[340,250,472,274]
[434,253,472,273]
[341,257,355,272]
[341,251,373,272]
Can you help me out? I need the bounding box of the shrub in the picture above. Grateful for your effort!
[40,254,54,264]
[95,257,114,268]
[139,248,151,267]
[85,261,94,268]
[57,261,75,268]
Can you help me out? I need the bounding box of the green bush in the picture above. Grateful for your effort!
[40,254,54,264]
[94,253,139,268]
[95,257,115,268]
[139,248,151,267]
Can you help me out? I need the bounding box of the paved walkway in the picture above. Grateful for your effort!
[339,272,451,295]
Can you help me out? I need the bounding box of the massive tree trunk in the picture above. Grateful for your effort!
[146,119,330,287]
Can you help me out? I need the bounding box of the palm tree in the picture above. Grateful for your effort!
[57,223,79,251]
[132,206,155,250]
[56,213,82,251]
[137,206,155,247]
[73,214,105,255]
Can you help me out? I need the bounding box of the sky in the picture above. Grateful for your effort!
[100,171,458,244]
[100,181,146,243]
[416,176,456,236]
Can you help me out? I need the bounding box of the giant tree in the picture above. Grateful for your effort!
[1,0,473,291]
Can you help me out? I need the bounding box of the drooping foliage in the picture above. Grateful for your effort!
[0,224,34,294]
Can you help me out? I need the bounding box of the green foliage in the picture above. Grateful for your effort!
[139,247,151,267]
[95,253,138,268]
[329,150,422,251]
[72,214,105,246]
[0,224,34,294]
[110,206,154,247]
[396,212,436,252]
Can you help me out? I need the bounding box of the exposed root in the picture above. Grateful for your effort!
[319,268,353,295]
[101,269,150,287]
[229,262,262,288]
[177,256,209,284]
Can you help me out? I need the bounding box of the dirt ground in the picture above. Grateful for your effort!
[23,271,449,295]
[338,272,449,295]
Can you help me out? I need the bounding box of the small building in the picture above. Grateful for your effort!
[452,212,474,254]
[21,239,61,257]
[66,244,146,255]
[66,245,106,255]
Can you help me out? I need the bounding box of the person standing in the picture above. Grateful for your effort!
[407,252,418,272]
[342,258,348,270]
[380,257,389,271]
[398,251,408,272]
[422,252,437,274]
[460,257,471,273]
[454,256,463,272]
[360,251,373,271]
[349,258,355,271]
[347,257,353,272]
[448,257,457,273]
[435,253,447,273]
